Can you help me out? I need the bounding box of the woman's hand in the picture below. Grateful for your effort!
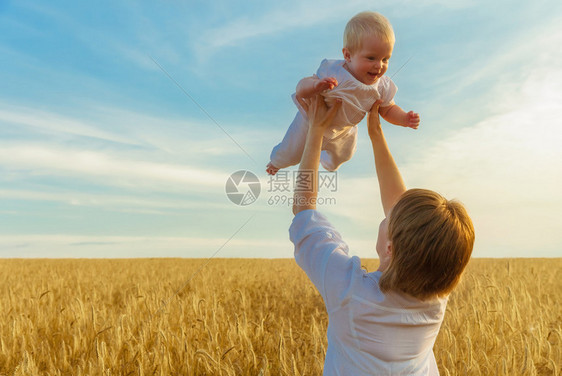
[367,99,384,140]
[306,95,341,131]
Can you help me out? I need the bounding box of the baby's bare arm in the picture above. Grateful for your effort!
[379,104,420,129]
[296,76,322,99]
[379,104,406,125]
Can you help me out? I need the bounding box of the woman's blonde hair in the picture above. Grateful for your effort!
[343,11,395,53]
[379,189,475,301]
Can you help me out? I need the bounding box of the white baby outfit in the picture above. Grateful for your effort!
[270,59,397,171]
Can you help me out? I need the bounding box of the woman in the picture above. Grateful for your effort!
[289,97,475,375]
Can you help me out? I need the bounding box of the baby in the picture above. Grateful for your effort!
[267,11,420,175]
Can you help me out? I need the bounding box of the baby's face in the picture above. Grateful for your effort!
[343,35,393,85]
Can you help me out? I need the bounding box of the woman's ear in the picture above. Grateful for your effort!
[377,241,393,273]
[386,241,392,257]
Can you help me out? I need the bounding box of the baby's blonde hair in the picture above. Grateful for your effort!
[379,189,475,301]
[343,11,395,53]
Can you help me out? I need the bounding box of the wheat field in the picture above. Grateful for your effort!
[0,258,560,375]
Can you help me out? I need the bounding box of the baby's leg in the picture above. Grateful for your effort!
[320,127,358,171]
[267,112,308,175]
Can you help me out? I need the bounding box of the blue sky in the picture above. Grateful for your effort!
[1,0,561,258]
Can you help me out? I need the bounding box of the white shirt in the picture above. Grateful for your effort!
[289,210,447,375]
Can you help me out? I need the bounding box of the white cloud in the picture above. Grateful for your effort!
[0,189,231,212]
[0,101,268,162]
[432,13,562,108]
[195,0,473,58]
[403,72,562,256]
[0,143,228,192]
[0,106,137,145]
[198,5,339,52]
[321,175,383,225]
[85,105,268,159]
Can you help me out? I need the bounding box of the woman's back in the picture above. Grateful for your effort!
[291,209,446,375]
[327,267,446,375]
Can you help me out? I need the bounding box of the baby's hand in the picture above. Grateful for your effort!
[296,77,338,111]
[405,111,420,129]
[314,77,338,93]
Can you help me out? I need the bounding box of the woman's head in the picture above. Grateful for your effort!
[378,189,475,301]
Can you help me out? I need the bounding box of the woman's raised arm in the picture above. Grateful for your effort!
[368,101,407,217]
[292,96,341,215]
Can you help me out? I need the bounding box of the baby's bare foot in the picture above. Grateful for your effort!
[266,162,280,176]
